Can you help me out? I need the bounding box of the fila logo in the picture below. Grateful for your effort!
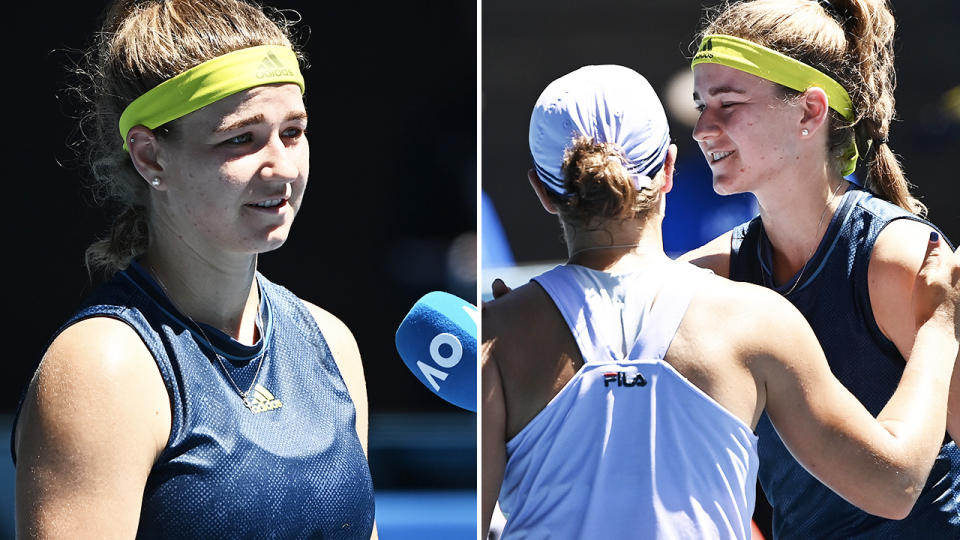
[244,383,283,413]
[602,371,647,388]
[256,52,295,80]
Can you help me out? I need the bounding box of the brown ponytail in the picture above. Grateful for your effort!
[85,205,149,273]
[833,0,923,214]
[547,136,665,226]
[700,0,924,215]
[74,0,304,275]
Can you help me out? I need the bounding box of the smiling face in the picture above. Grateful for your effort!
[692,63,802,196]
[151,82,308,256]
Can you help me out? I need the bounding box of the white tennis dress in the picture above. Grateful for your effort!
[498,262,758,539]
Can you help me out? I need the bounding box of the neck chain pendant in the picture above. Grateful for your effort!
[144,265,280,413]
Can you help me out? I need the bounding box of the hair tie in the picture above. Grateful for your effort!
[875,136,889,145]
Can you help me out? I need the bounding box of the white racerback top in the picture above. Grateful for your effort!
[498,261,758,539]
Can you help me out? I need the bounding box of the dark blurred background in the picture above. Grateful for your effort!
[1,1,476,538]
[482,0,958,536]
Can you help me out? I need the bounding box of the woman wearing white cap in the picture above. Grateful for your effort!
[482,64,960,539]
[13,1,375,538]
[681,0,960,537]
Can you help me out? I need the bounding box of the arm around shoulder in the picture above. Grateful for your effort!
[15,317,170,539]
[754,247,958,520]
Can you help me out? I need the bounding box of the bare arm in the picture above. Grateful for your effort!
[15,318,170,539]
[757,236,958,519]
[481,339,506,537]
[302,301,376,539]
[868,219,960,443]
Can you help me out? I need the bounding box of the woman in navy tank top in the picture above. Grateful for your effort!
[483,64,960,539]
[13,1,376,538]
[681,0,960,537]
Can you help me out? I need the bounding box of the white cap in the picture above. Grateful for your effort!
[529,65,671,195]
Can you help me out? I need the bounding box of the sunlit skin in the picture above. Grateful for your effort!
[692,63,807,198]
[148,82,309,257]
[683,63,960,450]
[691,62,853,284]
[127,82,308,340]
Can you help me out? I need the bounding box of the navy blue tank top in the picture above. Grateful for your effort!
[730,186,960,538]
[14,262,375,539]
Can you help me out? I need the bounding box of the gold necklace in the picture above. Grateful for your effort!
[147,267,267,411]
[771,180,845,297]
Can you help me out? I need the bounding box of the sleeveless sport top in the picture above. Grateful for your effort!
[13,261,375,539]
[730,186,960,538]
[499,262,759,539]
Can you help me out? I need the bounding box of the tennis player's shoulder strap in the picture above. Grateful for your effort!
[628,264,706,361]
[729,216,763,283]
[532,264,626,364]
[533,265,600,362]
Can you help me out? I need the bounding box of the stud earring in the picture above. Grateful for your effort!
[130,137,135,144]
[151,177,161,187]
[801,128,809,136]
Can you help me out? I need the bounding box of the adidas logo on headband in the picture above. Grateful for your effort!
[256,51,295,80]
[695,38,714,60]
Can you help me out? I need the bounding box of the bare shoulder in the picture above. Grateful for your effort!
[668,273,799,427]
[482,281,553,342]
[43,315,156,371]
[677,230,733,278]
[298,298,365,387]
[299,299,368,447]
[17,316,170,457]
[684,273,810,350]
[300,299,360,356]
[870,218,935,277]
[688,273,780,316]
[482,279,571,385]
[869,219,937,350]
[681,273,827,414]
[16,316,170,536]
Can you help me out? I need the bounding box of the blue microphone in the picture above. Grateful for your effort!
[396,291,478,412]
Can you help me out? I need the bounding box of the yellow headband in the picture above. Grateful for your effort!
[119,45,305,151]
[692,34,859,175]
